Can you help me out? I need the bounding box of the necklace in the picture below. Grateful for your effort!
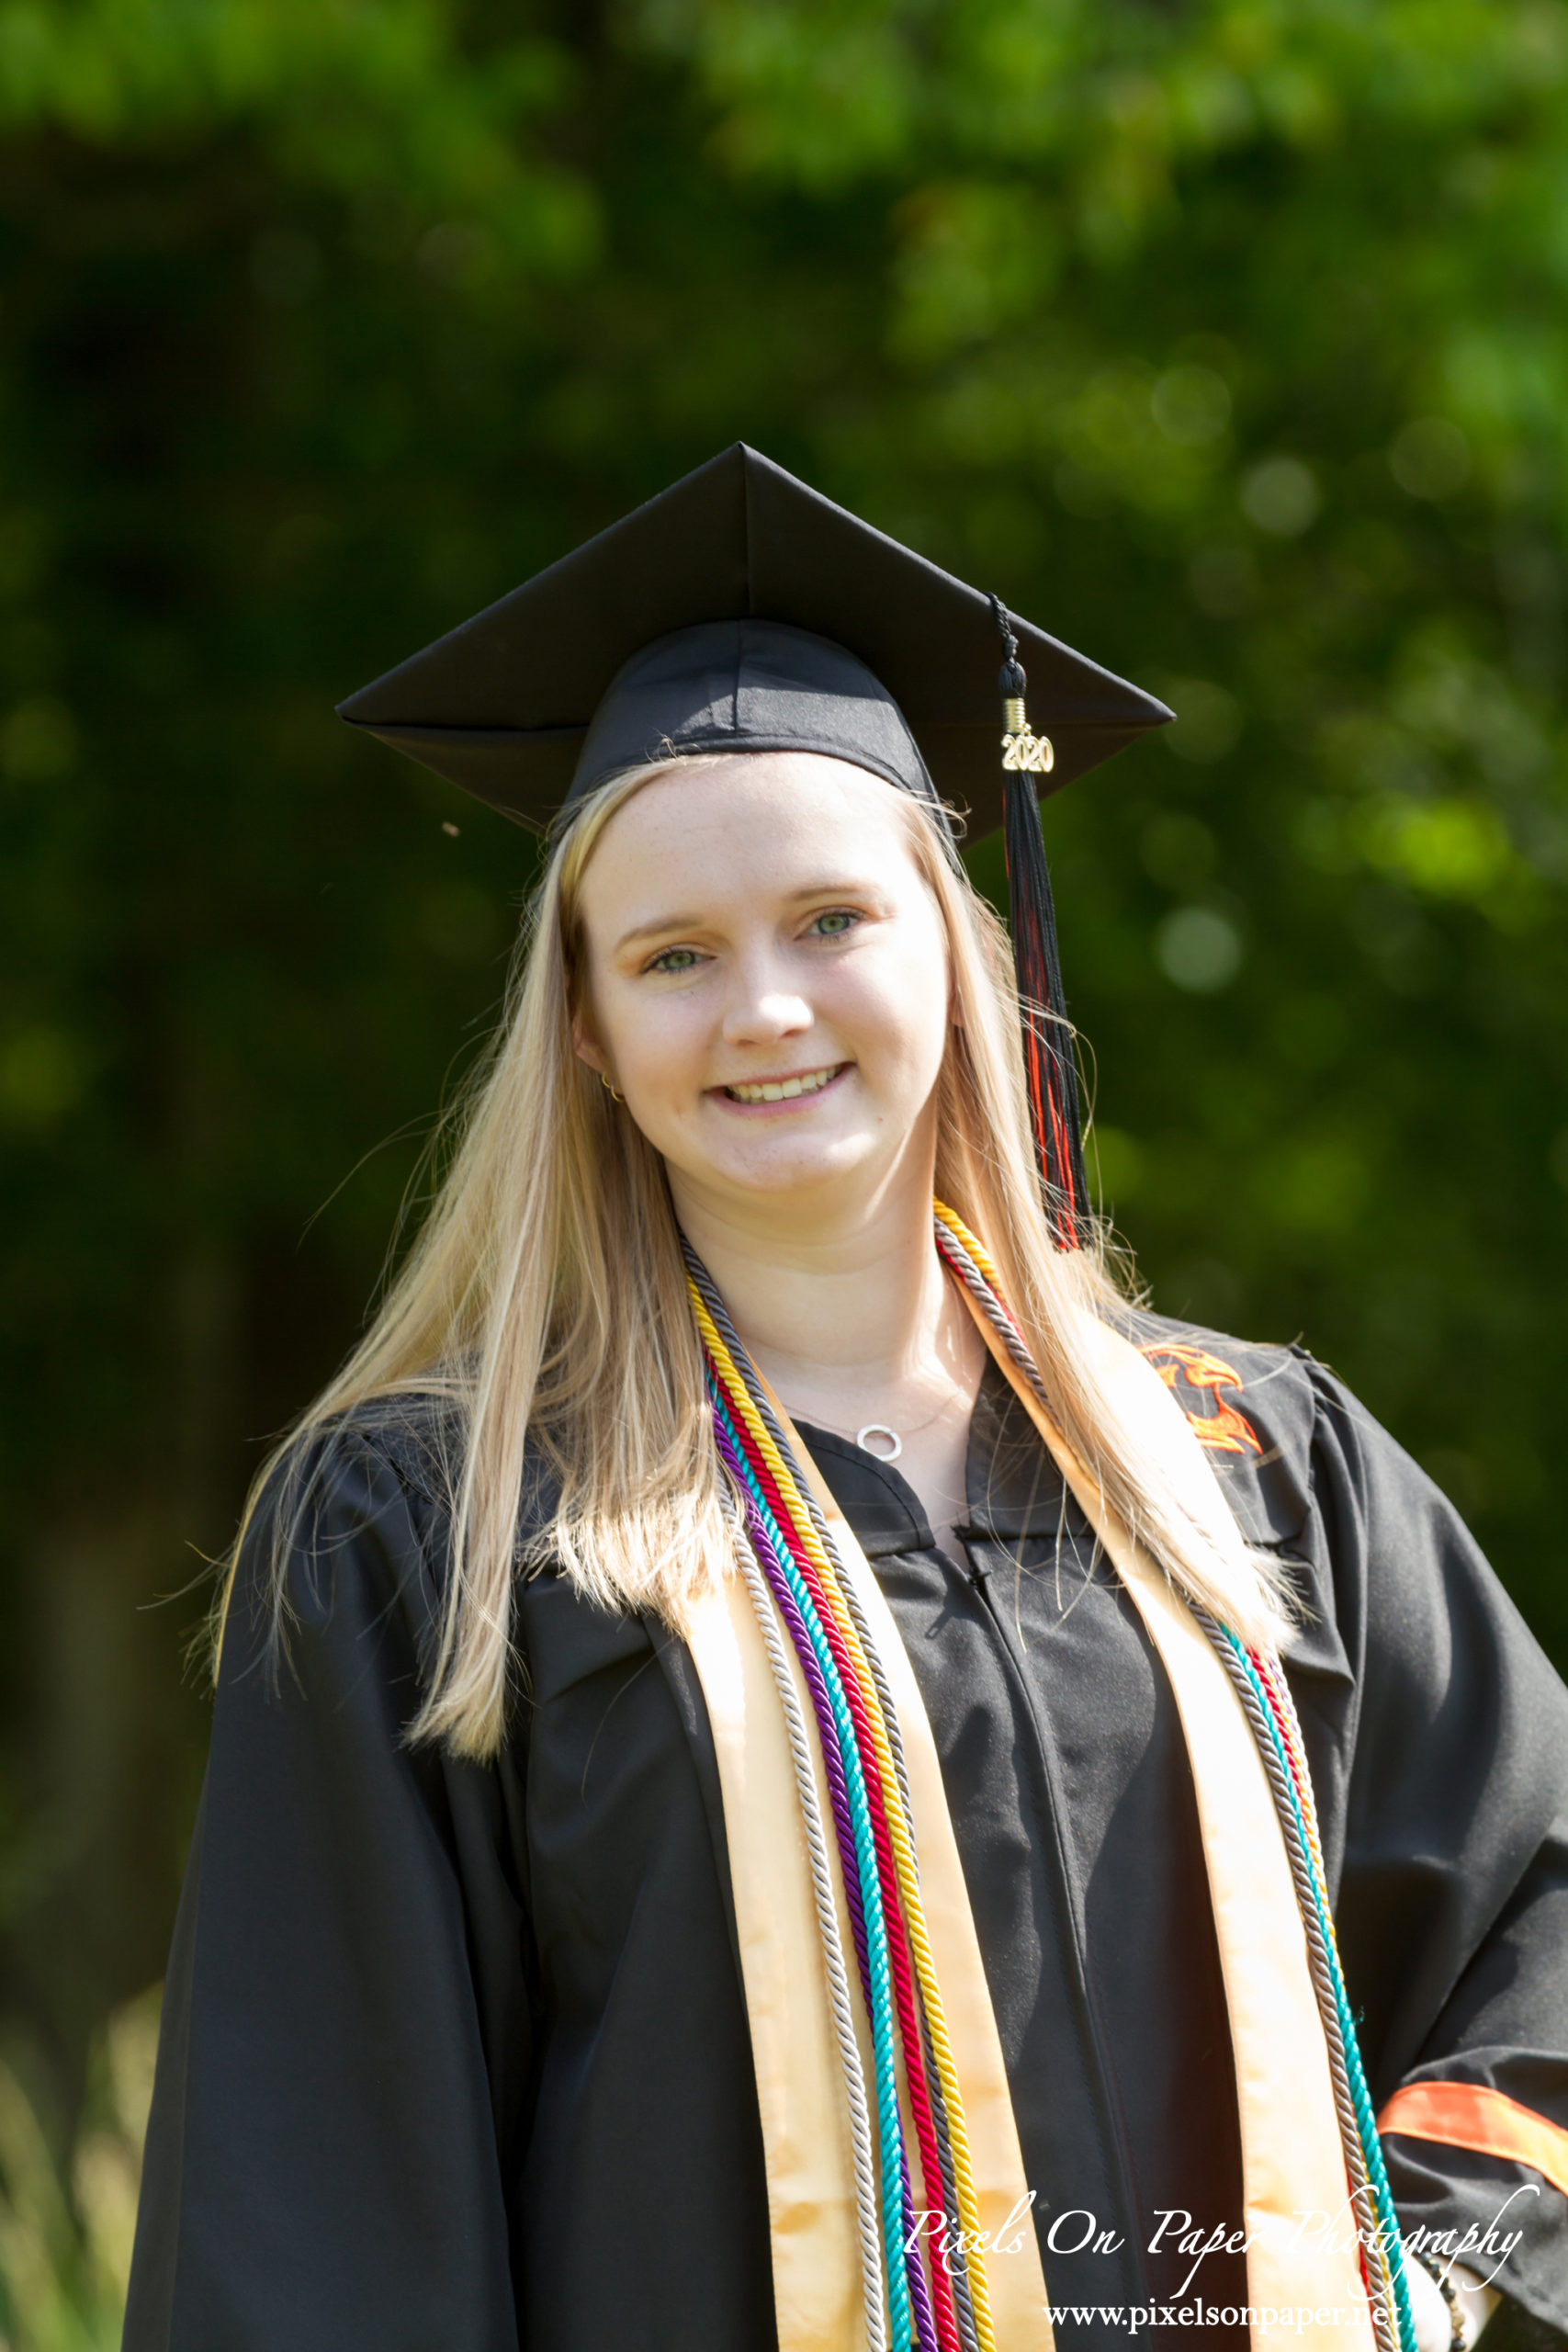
[786,1386,961,1464]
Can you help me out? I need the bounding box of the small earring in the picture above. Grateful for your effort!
[599,1069,624,1103]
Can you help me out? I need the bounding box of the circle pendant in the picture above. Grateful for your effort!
[856,1423,902,1462]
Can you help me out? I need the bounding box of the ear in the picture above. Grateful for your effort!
[571,1009,608,1079]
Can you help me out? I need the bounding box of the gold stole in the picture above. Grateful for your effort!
[683,1420,1054,2352]
[683,1310,1375,2352]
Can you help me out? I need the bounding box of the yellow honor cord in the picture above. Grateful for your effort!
[689,1277,997,2350]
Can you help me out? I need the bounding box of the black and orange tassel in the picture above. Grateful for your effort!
[989,594,1089,1250]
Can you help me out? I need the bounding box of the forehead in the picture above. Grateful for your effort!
[581,752,919,890]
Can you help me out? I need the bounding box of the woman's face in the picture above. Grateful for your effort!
[572,752,953,1227]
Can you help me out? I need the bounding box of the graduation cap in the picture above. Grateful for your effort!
[339,443,1170,1247]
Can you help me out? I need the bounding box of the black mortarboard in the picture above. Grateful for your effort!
[339,444,1171,1245]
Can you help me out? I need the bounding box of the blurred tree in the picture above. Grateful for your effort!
[1,0,1565,2188]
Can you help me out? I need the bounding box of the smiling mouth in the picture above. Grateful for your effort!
[722,1063,846,1104]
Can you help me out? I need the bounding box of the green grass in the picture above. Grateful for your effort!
[0,1989,157,2351]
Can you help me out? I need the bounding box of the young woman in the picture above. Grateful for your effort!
[125,449,1568,2352]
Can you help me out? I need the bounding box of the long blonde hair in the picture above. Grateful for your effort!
[226,757,1290,1758]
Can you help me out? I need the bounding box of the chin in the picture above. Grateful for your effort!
[718,1136,875,1198]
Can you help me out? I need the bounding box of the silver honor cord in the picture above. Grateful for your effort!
[733,1539,889,2352]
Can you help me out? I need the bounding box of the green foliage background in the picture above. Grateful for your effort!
[3,0,1568,2318]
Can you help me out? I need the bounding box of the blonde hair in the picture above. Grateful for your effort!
[224,757,1290,1759]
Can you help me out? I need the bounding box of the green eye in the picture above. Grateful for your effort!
[810,910,859,937]
[648,946,700,974]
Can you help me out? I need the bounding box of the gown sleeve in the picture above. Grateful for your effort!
[1299,1363,1568,2338]
[123,1424,536,2352]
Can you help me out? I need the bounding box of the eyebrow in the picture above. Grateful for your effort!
[614,913,705,952]
[612,878,880,956]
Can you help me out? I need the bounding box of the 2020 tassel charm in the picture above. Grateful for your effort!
[998,673,1055,778]
[988,594,1089,1252]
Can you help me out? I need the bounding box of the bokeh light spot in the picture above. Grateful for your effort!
[1241,456,1321,535]
[1155,905,1244,991]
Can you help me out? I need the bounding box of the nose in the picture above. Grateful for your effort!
[720,946,812,1050]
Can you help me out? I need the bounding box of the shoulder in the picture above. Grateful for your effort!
[1119,1305,1332,1551]
[243,1392,463,1565]
[1113,1305,1517,1649]
[217,1403,447,1686]
[1121,1303,1478,1568]
[226,1390,562,1688]
[1124,1306,1566,1705]
[250,1390,561,1554]
[325,1389,468,1513]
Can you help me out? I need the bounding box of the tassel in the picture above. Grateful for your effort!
[989,594,1089,1250]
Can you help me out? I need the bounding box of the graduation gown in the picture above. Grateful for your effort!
[124,1319,1568,2349]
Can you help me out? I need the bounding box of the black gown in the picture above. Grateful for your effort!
[124,1319,1568,2350]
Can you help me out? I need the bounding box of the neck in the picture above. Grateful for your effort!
[670,1142,976,1419]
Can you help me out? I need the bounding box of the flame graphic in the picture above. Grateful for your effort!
[1141,1342,1263,1457]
